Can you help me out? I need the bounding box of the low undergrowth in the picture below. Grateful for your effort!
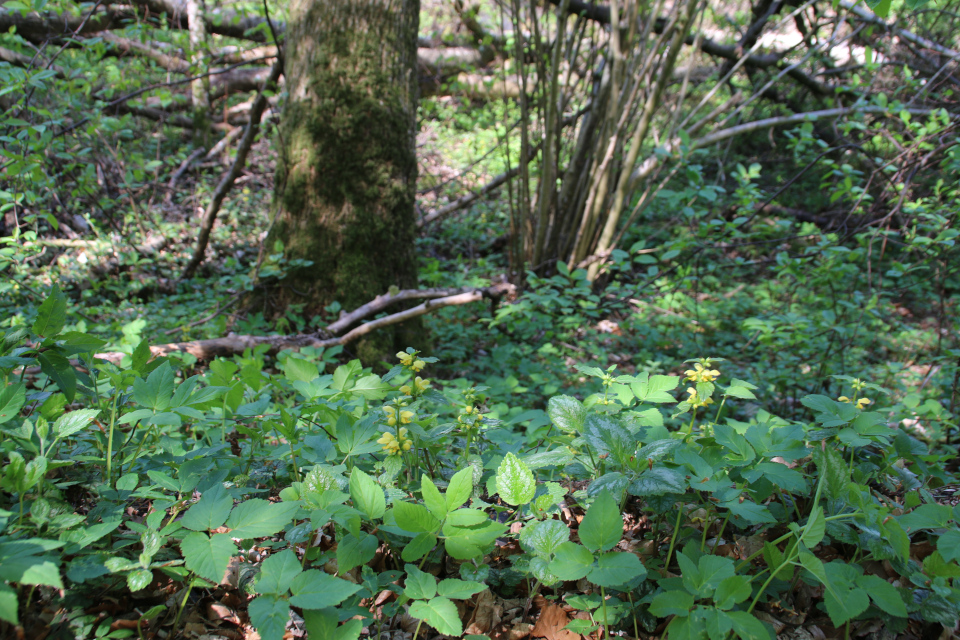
[1,287,959,639]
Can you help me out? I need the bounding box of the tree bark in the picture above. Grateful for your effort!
[265,0,421,361]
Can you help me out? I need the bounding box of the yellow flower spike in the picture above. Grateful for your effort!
[856,397,872,410]
[398,427,408,439]
[400,410,414,424]
[415,377,430,392]
[685,363,720,383]
[412,359,426,372]
[399,385,412,395]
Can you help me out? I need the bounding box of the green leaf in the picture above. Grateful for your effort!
[446,467,474,512]
[588,551,646,587]
[802,506,826,548]
[404,563,437,600]
[445,508,488,527]
[856,574,907,617]
[37,352,76,402]
[938,530,960,562]
[180,532,234,584]
[248,595,290,640]
[421,475,447,520]
[303,608,363,640]
[336,533,377,573]
[32,284,67,337]
[0,383,25,425]
[401,532,437,562]
[393,500,441,533]
[180,484,233,531]
[720,499,776,524]
[579,491,622,553]
[127,569,153,592]
[629,467,687,496]
[256,549,302,595]
[409,596,463,636]
[226,500,301,538]
[52,409,99,441]
[583,414,634,466]
[649,590,694,617]
[437,579,486,600]
[522,519,568,556]
[811,445,849,502]
[289,570,362,608]
[349,374,390,400]
[349,469,385,520]
[0,583,18,624]
[548,541,594,581]
[285,357,319,383]
[727,610,774,640]
[547,395,586,433]
[900,503,952,531]
[636,439,681,462]
[631,373,679,404]
[715,575,752,610]
[496,452,536,506]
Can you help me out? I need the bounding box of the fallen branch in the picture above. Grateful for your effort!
[417,166,521,227]
[93,282,516,363]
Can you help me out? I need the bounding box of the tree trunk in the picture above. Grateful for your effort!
[266,0,421,360]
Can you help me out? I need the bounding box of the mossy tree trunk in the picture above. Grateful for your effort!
[266,0,421,359]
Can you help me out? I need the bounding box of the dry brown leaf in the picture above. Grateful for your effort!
[507,622,534,640]
[207,603,241,626]
[530,601,580,640]
[465,589,503,635]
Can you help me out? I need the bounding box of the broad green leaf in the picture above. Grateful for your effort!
[303,608,363,640]
[445,508,488,527]
[393,500,441,533]
[32,284,66,337]
[349,374,390,400]
[629,467,687,496]
[127,569,152,592]
[289,570,362,608]
[248,595,290,640]
[0,583,17,624]
[579,491,622,553]
[0,383,25,425]
[521,519,569,556]
[812,444,849,501]
[446,467,474,512]
[583,414,634,466]
[437,579,486,600]
[337,533,377,573]
[636,439,681,463]
[631,372,679,404]
[715,575,752,610]
[548,541,594,581]
[699,607,734,639]
[900,503,952,531]
[856,574,907,617]
[37,352,76,402]
[727,610,774,640]
[547,395,586,433]
[409,596,463,636]
[0,554,62,588]
[802,506,826,548]
[404,563,437,600]
[496,452,536,506]
[256,549,302,595]
[588,472,630,498]
[588,551,646,587]
[285,357,319,383]
[180,484,233,532]
[649,590,694,617]
[226,500,301,538]
[721,499,776,524]
[180,532,234,584]
[421,475,447,520]
[938,530,960,562]
[349,469,385,520]
[133,362,175,411]
[401,532,437,562]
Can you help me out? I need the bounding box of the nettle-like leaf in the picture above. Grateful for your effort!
[811,445,850,502]
[629,467,687,497]
[248,595,290,640]
[289,570,361,609]
[0,383,25,425]
[180,484,233,532]
[583,414,634,467]
[180,532,234,584]
[547,395,587,433]
[496,452,536,506]
[226,500,301,538]
[520,518,569,556]
[589,551,646,587]
[32,284,67,338]
[348,469,385,520]
[636,439,681,463]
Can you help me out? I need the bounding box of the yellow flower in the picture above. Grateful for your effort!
[412,359,426,373]
[838,396,851,403]
[399,376,430,396]
[686,387,714,408]
[384,405,397,426]
[684,363,720,383]
[378,426,412,456]
[397,351,415,367]
[856,397,872,410]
